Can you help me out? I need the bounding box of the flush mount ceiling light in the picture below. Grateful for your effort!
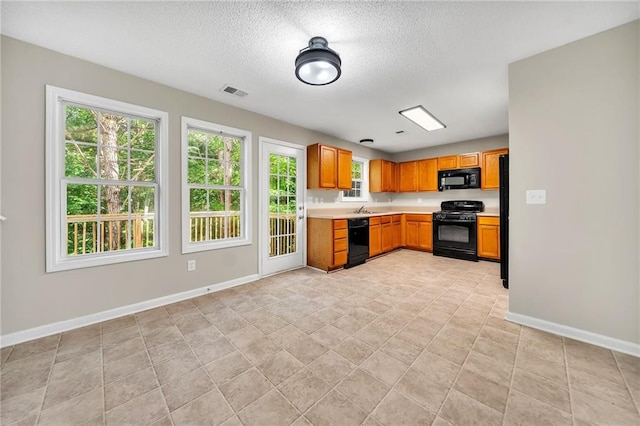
[399,105,446,131]
[295,36,341,86]
[359,138,374,144]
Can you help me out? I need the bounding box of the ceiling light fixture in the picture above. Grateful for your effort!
[359,138,374,144]
[295,36,341,86]
[399,105,446,131]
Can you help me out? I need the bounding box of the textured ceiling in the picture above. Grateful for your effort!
[2,1,638,153]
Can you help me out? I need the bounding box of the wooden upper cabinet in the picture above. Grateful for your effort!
[481,148,509,190]
[437,155,458,170]
[307,143,353,190]
[398,161,418,192]
[370,159,397,193]
[337,149,352,190]
[459,152,480,168]
[417,158,437,191]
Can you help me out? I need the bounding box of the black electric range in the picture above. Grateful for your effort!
[433,200,485,261]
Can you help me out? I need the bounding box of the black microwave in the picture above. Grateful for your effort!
[438,167,481,191]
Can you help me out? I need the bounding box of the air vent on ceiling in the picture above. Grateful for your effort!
[220,84,248,98]
[395,130,405,134]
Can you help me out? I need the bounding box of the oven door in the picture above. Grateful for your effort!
[432,218,478,261]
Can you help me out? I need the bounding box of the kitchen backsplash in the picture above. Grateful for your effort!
[307,188,499,210]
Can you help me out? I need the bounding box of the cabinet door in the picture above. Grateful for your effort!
[437,155,458,170]
[417,158,437,191]
[418,221,433,251]
[337,149,353,190]
[369,159,383,193]
[369,224,382,256]
[459,152,480,168]
[382,161,396,192]
[319,145,338,188]
[392,221,401,249]
[481,148,508,190]
[477,223,500,260]
[381,223,392,253]
[399,161,417,192]
[405,221,419,248]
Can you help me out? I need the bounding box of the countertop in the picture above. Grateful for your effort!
[307,208,499,219]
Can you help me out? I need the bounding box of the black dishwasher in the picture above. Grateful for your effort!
[345,218,369,268]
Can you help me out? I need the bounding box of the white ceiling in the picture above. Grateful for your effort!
[2,1,638,153]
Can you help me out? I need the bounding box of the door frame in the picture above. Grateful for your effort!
[258,136,307,277]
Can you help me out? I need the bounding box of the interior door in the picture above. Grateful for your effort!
[260,138,305,276]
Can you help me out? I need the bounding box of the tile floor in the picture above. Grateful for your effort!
[1,250,639,425]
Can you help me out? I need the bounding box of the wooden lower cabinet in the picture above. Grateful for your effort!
[392,215,402,249]
[381,216,393,253]
[369,217,382,257]
[477,216,500,260]
[307,218,348,271]
[404,214,432,251]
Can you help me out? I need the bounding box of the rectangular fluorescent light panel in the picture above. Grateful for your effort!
[399,105,446,131]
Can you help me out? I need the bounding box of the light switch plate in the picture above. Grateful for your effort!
[526,189,546,204]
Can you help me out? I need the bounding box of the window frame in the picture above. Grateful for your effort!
[340,156,369,202]
[181,116,252,253]
[45,85,169,272]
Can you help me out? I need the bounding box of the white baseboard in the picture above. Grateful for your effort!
[505,311,640,357]
[0,274,260,348]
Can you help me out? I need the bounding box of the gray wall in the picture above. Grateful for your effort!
[509,21,639,343]
[0,36,387,335]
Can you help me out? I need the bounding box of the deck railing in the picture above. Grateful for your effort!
[66,212,297,256]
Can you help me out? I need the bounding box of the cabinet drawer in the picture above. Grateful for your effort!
[405,214,432,222]
[392,215,402,222]
[333,219,347,230]
[369,217,381,225]
[334,238,347,252]
[381,216,392,224]
[334,250,347,266]
[478,216,500,226]
[334,228,347,239]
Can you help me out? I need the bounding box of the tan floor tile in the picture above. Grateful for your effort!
[454,368,509,413]
[103,336,146,363]
[569,366,637,413]
[136,307,170,325]
[102,325,140,348]
[7,335,59,362]
[294,315,327,334]
[257,350,305,385]
[464,350,512,386]
[373,389,435,426]
[332,314,368,335]
[512,368,570,413]
[521,328,563,348]
[154,350,201,385]
[174,312,211,336]
[285,336,328,364]
[308,350,356,386]
[39,387,103,426]
[354,323,394,349]
[144,325,184,349]
[105,388,169,425]
[292,415,313,426]
[219,368,273,411]
[360,350,409,386]
[171,388,234,426]
[245,311,289,334]
[278,368,331,412]
[305,390,368,426]
[337,368,390,411]
[238,389,299,426]
[181,324,222,346]
[432,416,455,426]
[412,351,460,386]
[55,336,101,363]
[104,367,159,410]
[426,336,470,365]
[380,336,423,365]
[206,351,252,384]
[59,324,100,347]
[504,389,572,426]
[515,349,567,385]
[566,345,626,385]
[394,367,450,413]
[139,316,175,337]
[151,415,172,426]
[310,324,349,347]
[42,366,102,410]
[147,339,190,365]
[220,415,243,426]
[238,336,281,364]
[395,325,438,348]
[0,386,45,425]
[190,336,236,364]
[519,337,565,365]
[440,389,503,426]
[572,388,640,425]
[362,415,383,426]
[102,315,137,335]
[472,336,517,366]
[224,326,265,348]
[161,367,215,411]
[268,325,306,347]
[334,337,375,365]
[49,349,101,383]
[485,316,521,335]
[438,325,477,350]
[103,350,151,384]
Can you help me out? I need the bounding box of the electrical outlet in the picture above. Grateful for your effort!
[187,259,196,272]
[526,189,546,205]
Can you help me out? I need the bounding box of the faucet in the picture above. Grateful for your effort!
[356,205,365,213]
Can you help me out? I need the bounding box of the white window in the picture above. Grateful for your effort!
[45,86,169,272]
[341,156,369,202]
[181,117,251,253]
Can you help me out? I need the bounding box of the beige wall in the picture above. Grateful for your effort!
[509,21,639,343]
[0,37,388,335]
